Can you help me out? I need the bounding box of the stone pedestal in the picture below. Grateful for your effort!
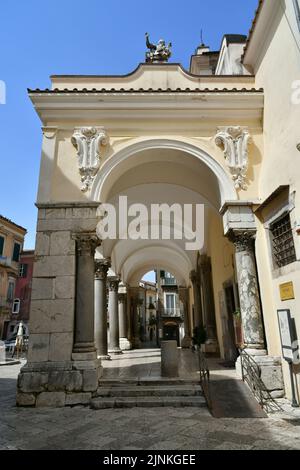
[108,278,122,354]
[94,259,111,360]
[161,341,179,377]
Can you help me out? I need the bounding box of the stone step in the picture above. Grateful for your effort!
[95,385,203,398]
[90,396,207,409]
[99,378,200,386]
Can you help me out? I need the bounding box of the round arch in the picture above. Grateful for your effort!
[91,138,237,205]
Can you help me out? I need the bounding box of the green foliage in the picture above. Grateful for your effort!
[192,326,207,346]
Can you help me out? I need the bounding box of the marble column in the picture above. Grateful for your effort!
[94,259,110,360]
[72,232,100,358]
[189,270,203,329]
[179,287,191,348]
[199,255,218,352]
[108,278,122,354]
[118,293,131,350]
[229,230,265,351]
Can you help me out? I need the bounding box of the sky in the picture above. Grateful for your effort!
[0,0,258,251]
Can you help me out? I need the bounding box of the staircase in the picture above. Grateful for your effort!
[90,379,206,409]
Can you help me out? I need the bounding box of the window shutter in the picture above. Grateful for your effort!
[0,236,4,256]
[12,243,21,262]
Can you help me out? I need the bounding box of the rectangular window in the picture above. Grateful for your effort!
[12,243,21,262]
[165,294,175,309]
[0,236,4,256]
[270,213,297,268]
[12,299,20,315]
[18,263,28,278]
[7,281,15,302]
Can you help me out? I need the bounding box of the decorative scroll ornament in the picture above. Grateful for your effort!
[71,127,109,192]
[215,126,252,190]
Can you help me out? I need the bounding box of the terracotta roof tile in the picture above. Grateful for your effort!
[242,0,264,62]
[0,215,27,232]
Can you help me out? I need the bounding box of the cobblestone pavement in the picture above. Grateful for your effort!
[1,361,300,450]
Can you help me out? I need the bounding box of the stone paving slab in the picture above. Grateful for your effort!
[1,359,300,450]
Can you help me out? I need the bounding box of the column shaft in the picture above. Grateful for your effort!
[108,278,122,354]
[94,259,110,359]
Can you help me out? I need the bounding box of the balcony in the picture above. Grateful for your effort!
[161,278,177,286]
[160,308,183,318]
[0,256,12,268]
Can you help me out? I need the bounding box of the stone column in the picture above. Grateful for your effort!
[94,259,110,360]
[108,278,122,354]
[118,293,131,350]
[199,255,218,352]
[229,231,265,351]
[72,232,100,358]
[190,270,203,329]
[179,287,191,348]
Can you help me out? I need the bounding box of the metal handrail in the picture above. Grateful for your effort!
[197,347,212,409]
[239,348,282,413]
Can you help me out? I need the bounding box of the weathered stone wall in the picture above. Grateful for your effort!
[17,202,101,407]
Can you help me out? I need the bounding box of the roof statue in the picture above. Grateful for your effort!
[145,33,172,63]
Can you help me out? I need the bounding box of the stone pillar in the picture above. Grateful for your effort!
[118,293,131,350]
[179,287,191,348]
[108,278,122,354]
[199,255,218,353]
[229,231,265,351]
[190,270,203,329]
[94,259,110,360]
[72,233,100,357]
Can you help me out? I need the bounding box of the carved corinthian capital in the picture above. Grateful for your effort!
[95,259,111,280]
[215,126,252,190]
[71,127,109,192]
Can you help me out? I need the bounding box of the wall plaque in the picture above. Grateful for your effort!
[279,281,295,301]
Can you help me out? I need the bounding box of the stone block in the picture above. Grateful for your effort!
[34,255,75,278]
[161,341,179,378]
[48,370,82,392]
[45,208,66,220]
[50,231,75,256]
[83,369,99,392]
[35,232,50,256]
[31,278,54,301]
[36,392,65,407]
[49,333,73,362]
[260,365,284,391]
[65,392,91,406]
[18,371,48,393]
[16,392,36,407]
[30,299,74,334]
[37,218,98,233]
[27,334,50,362]
[54,276,75,299]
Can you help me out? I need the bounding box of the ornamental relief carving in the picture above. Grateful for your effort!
[71,127,109,192]
[215,126,252,190]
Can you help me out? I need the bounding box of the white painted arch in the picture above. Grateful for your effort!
[91,137,237,206]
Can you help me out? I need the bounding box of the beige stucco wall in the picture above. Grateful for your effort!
[248,0,300,398]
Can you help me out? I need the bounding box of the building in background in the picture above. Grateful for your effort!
[0,216,27,339]
[8,250,34,339]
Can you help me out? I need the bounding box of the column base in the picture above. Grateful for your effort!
[99,354,111,361]
[72,351,97,361]
[203,338,219,354]
[236,353,284,398]
[108,347,123,355]
[120,338,132,351]
[181,336,192,349]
